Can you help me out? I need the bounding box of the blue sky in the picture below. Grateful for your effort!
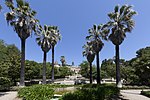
[0,0,150,66]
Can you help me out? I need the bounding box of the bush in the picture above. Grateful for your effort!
[60,84,120,100]
[18,85,54,100]
[122,85,150,90]
[0,77,11,91]
[141,91,150,98]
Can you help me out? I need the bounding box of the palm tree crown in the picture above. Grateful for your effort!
[49,26,61,46]
[82,42,95,63]
[60,56,66,66]
[5,0,38,39]
[36,25,52,53]
[86,24,109,53]
[105,5,137,45]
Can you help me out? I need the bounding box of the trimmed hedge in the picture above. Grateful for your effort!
[18,85,54,100]
[141,91,150,98]
[122,85,150,90]
[60,84,120,100]
[0,77,11,91]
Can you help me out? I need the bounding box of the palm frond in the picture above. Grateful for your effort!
[114,5,119,13]
[16,0,24,7]
[120,5,126,15]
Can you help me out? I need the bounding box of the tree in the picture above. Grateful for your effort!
[60,56,66,66]
[101,59,115,78]
[48,26,61,83]
[86,24,109,84]
[0,5,2,12]
[25,60,41,80]
[83,42,95,83]
[104,5,136,87]
[0,40,21,85]
[36,25,52,84]
[79,61,97,80]
[79,61,90,78]
[129,47,150,85]
[56,67,72,78]
[5,0,38,86]
[7,45,20,85]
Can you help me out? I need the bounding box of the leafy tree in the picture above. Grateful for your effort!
[79,61,97,80]
[5,0,38,86]
[0,40,20,85]
[86,24,109,84]
[56,67,72,78]
[25,60,41,80]
[129,47,150,85]
[101,59,115,78]
[79,61,90,78]
[104,5,136,87]
[36,25,51,84]
[83,42,95,83]
[7,45,20,85]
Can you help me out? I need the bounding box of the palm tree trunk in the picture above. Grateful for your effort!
[89,62,92,84]
[20,39,25,86]
[51,45,54,83]
[96,52,101,84]
[115,45,122,88]
[43,51,47,84]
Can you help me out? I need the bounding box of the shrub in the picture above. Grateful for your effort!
[18,85,54,100]
[141,91,150,98]
[0,77,11,91]
[122,85,150,90]
[60,84,120,100]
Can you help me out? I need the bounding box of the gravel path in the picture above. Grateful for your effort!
[120,90,150,100]
[0,91,20,100]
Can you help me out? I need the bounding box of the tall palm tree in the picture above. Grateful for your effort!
[0,5,2,12]
[104,5,136,87]
[5,0,38,86]
[86,24,109,84]
[60,56,66,66]
[83,42,95,84]
[36,25,51,84]
[49,26,61,83]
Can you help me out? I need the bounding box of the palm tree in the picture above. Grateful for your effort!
[86,24,109,84]
[5,0,38,86]
[104,5,136,87]
[49,26,61,83]
[0,5,2,12]
[83,42,95,83]
[36,25,51,84]
[60,56,66,66]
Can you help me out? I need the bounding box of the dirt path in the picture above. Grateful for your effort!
[120,90,150,100]
[0,91,20,100]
